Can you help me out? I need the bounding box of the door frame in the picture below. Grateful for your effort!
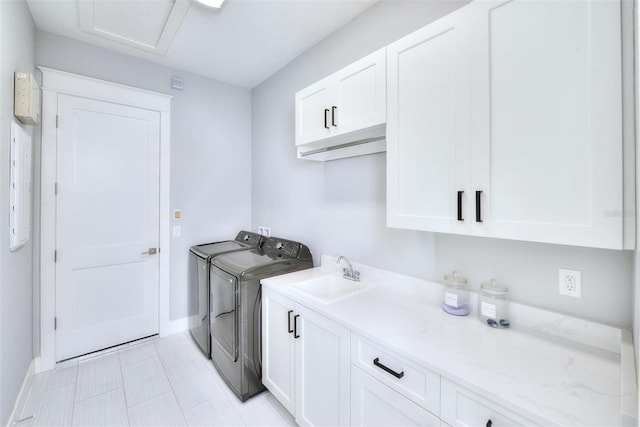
[38,67,172,372]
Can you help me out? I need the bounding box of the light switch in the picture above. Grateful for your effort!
[173,226,181,237]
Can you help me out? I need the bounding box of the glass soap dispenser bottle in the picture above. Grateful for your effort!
[442,271,470,316]
[478,279,510,328]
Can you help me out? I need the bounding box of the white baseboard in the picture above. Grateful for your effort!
[161,317,190,337]
[7,358,36,426]
[621,329,638,424]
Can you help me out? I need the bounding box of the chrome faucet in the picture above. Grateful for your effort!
[337,255,360,282]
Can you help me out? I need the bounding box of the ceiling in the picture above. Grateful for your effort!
[26,0,378,89]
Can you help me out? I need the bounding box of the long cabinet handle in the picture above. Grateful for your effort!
[287,310,294,333]
[294,314,300,339]
[457,191,464,221]
[476,190,483,223]
[324,109,330,129]
[331,106,337,127]
[373,357,404,379]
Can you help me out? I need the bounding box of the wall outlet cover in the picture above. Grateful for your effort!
[559,268,582,298]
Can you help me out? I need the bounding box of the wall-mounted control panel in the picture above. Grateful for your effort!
[10,121,32,251]
[14,72,40,126]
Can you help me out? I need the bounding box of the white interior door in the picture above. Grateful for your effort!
[55,94,160,361]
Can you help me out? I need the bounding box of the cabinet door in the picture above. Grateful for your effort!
[261,289,296,414]
[332,48,386,138]
[295,304,350,426]
[469,0,623,249]
[441,378,535,426]
[351,367,440,427]
[295,79,332,146]
[387,8,472,233]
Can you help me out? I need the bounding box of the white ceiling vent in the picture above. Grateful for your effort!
[78,0,191,56]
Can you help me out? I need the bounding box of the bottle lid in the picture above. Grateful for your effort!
[444,271,467,287]
[480,279,508,295]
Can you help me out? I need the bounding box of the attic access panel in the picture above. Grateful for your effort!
[78,0,191,55]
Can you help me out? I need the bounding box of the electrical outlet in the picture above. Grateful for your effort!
[258,226,271,237]
[559,268,582,298]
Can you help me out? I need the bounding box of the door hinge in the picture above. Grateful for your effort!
[54,250,57,263]
[55,182,58,195]
[56,115,59,128]
[54,317,57,330]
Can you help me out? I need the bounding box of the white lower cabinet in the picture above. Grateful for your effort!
[261,288,350,426]
[351,366,440,426]
[261,289,296,413]
[351,334,440,415]
[263,289,539,426]
[440,378,538,426]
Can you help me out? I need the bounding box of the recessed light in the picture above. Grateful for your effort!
[195,0,225,8]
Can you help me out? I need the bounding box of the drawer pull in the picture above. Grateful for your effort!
[457,190,464,221]
[486,420,492,427]
[373,357,404,379]
[287,310,294,333]
[475,190,483,222]
[294,314,300,339]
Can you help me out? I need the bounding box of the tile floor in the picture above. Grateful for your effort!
[12,332,296,426]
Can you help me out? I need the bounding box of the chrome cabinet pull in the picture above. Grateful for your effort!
[331,106,337,126]
[324,109,330,129]
[475,190,483,223]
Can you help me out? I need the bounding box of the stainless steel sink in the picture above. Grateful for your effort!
[290,275,367,304]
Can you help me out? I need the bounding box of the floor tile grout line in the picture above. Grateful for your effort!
[160,343,190,426]
[21,332,295,427]
[118,339,160,367]
[117,350,132,427]
[123,355,173,410]
[70,357,80,426]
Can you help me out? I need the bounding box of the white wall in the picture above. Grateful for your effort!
[635,0,639,389]
[252,0,634,328]
[0,2,36,424]
[35,31,253,323]
[252,0,471,280]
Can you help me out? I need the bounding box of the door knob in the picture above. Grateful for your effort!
[141,248,157,255]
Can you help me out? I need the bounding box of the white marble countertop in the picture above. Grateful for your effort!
[261,256,634,426]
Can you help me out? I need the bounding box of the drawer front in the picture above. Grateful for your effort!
[351,366,440,427]
[441,378,538,426]
[351,334,440,416]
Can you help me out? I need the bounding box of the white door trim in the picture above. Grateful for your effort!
[38,67,172,372]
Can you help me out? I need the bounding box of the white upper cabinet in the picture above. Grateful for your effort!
[387,7,472,234]
[469,0,624,248]
[295,48,386,161]
[387,0,630,250]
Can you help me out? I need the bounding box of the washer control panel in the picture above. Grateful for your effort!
[234,231,263,247]
[263,237,301,258]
